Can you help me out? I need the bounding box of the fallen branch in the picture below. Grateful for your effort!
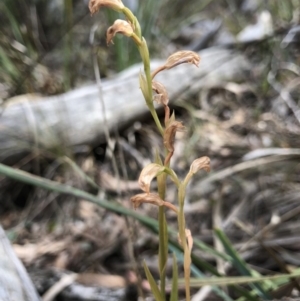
[0,48,250,161]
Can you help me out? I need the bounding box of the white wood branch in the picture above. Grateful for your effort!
[0,48,250,160]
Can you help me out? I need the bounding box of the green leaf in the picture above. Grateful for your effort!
[179,271,300,287]
[143,261,164,301]
[0,46,19,81]
[214,228,273,300]
[170,254,178,301]
[2,2,24,43]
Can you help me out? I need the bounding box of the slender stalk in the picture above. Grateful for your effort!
[63,0,73,91]
[178,183,191,301]
[157,173,168,299]
[133,19,168,296]
[122,7,141,38]
[138,42,164,135]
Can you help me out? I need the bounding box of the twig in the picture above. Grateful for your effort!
[268,70,300,124]
[42,273,77,301]
[90,24,121,192]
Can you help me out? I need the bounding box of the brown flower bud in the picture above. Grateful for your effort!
[190,156,210,174]
[130,193,178,213]
[89,0,124,14]
[106,19,135,45]
[152,51,200,78]
[138,163,165,194]
[152,81,169,106]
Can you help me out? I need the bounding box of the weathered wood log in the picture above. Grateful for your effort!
[0,48,250,161]
[0,225,41,301]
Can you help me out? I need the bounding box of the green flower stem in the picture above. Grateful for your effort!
[157,172,168,299]
[123,8,163,135]
[164,167,180,188]
[178,183,186,251]
[122,7,141,38]
[123,7,166,298]
[138,40,164,135]
[178,183,191,301]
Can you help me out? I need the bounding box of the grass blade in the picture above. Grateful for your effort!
[214,228,272,300]
[170,253,178,301]
[181,271,300,287]
[143,261,164,301]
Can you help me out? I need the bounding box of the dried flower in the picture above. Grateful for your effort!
[131,193,178,213]
[190,156,210,174]
[152,81,170,125]
[164,121,184,153]
[138,163,165,194]
[106,19,136,45]
[184,156,210,186]
[163,121,184,165]
[165,51,200,69]
[152,81,169,106]
[89,0,124,14]
[152,51,200,78]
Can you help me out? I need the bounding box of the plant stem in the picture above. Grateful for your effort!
[157,173,168,299]
[138,41,164,135]
[134,17,166,295]
[178,183,191,301]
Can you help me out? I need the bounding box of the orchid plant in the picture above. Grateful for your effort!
[89,1,210,300]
